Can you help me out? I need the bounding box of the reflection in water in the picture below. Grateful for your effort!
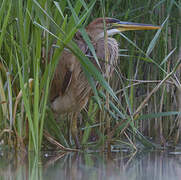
[0,149,181,180]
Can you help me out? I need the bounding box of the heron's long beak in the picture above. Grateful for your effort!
[96,18,160,40]
[112,21,160,32]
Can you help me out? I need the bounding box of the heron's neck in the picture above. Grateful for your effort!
[94,29,120,41]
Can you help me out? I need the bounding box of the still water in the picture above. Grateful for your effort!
[0,149,181,180]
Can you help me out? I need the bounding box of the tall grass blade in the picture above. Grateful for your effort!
[54,1,65,19]
[0,0,11,50]
[15,49,37,152]
[6,72,13,129]
[0,73,8,120]
[160,47,176,66]
[138,111,181,120]
[146,17,169,56]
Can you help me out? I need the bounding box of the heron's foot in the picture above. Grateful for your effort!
[71,112,81,149]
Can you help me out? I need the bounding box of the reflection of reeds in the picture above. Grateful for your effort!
[0,0,181,152]
[1,150,181,180]
[0,150,27,179]
[20,151,181,180]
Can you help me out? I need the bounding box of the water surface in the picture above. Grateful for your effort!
[0,149,181,180]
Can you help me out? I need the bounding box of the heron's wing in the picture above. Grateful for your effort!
[50,32,88,102]
[50,50,73,100]
[49,48,72,101]
[61,70,72,95]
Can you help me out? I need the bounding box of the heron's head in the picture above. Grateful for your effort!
[86,18,160,41]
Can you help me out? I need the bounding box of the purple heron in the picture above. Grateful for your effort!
[49,18,160,148]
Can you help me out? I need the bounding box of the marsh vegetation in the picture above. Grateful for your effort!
[0,0,181,154]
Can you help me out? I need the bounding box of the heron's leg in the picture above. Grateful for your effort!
[71,112,80,148]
